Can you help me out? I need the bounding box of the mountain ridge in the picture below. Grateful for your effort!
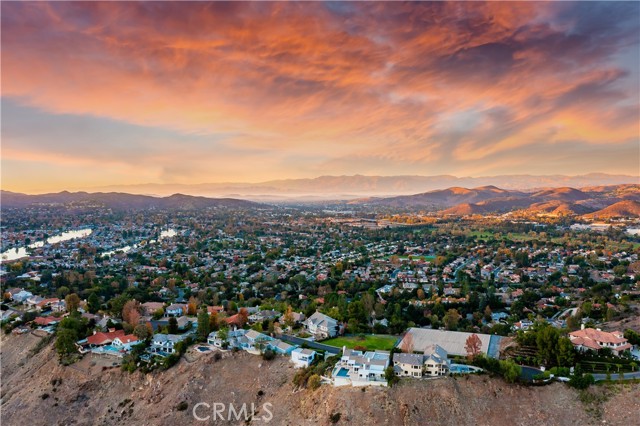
[23,173,636,199]
[0,190,259,210]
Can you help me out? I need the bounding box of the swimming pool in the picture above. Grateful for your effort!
[92,345,124,356]
[449,364,482,374]
[335,367,350,377]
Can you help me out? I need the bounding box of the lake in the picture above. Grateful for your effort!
[1,228,92,262]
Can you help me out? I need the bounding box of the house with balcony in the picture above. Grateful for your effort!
[332,346,390,387]
[393,353,424,377]
[569,327,632,356]
[149,333,186,356]
[393,344,450,377]
[207,327,246,348]
[304,311,339,339]
[291,348,317,368]
[112,334,140,352]
[165,303,187,317]
[423,344,450,376]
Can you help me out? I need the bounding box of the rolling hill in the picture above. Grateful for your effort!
[84,173,638,198]
[354,184,640,217]
[583,200,640,219]
[0,191,258,210]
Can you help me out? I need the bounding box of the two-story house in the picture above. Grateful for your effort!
[304,311,339,339]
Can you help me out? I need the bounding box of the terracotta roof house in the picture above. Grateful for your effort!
[86,329,126,346]
[34,316,59,326]
[569,327,632,355]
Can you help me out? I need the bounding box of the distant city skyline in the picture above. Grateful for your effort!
[2,1,639,193]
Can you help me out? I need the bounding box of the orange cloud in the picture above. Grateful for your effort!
[1,1,638,191]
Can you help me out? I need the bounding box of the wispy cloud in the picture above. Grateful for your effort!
[1,1,638,192]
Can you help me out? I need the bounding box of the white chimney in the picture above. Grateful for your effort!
[581,324,585,330]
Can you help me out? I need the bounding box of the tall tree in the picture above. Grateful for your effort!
[87,293,100,314]
[187,297,198,316]
[197,308,211,340]
[283,305,295,330]
[65,293,81,312]
[465,334,482,360]
[557,337,575,367]
[209,311,219,331]
[56,328,78,357]
[168,317,178,334]
[238,307,249,326]
[443,309,460,331]
[122,300,141,325]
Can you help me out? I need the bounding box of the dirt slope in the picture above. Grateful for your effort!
[1,334,638,426]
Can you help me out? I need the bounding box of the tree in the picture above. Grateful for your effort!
[361,293,375,322]
[557,337,575,367]
[109,294,129,317]
[500,359,521,383]
[122,300,141,326]
[566,314,581,331]
[197,309,211,341]
[443,309,460,331]
[535,325,560,367]
[238,308,249,326]
[56,328,78,358]
[483,306,492,323]
[133,323,151,340]
[308,374,321,390]
[465,334,482,360]
[283,305,295,330]
[65,293,81,312]
[187,297,198,316]
[209,311,219,331]
[168,317,178,334]
[384,366,399,386]
[400,332,414,353]
[217,326,229,342]
[87,293,100,314]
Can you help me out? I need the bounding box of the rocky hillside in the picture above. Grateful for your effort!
[1,334,639,426]
[354,184,640,217]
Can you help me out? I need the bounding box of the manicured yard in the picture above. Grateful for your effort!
[322,334,400,351]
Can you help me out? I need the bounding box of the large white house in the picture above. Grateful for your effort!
[393,344,450,377]
[149,333,186,356]
[290,348,317,368]
[393,353,424,377]
[423,344,450,376]
[332,346,390,387]
[304,311,339,339]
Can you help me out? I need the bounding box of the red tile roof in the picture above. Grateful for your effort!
[87,329,126,346]
[116,334,139,344]
[34,316,58,326]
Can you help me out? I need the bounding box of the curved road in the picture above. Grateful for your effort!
[592,371,640,381]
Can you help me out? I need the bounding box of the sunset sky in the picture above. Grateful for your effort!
[2,1,639,193]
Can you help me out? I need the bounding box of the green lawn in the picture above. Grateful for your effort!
[322,334,399,351]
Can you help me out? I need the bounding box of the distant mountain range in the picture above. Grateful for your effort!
[0,191,258,210]
[84,173,638,199]
[2,184,639,217]
[351,184,640,218]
